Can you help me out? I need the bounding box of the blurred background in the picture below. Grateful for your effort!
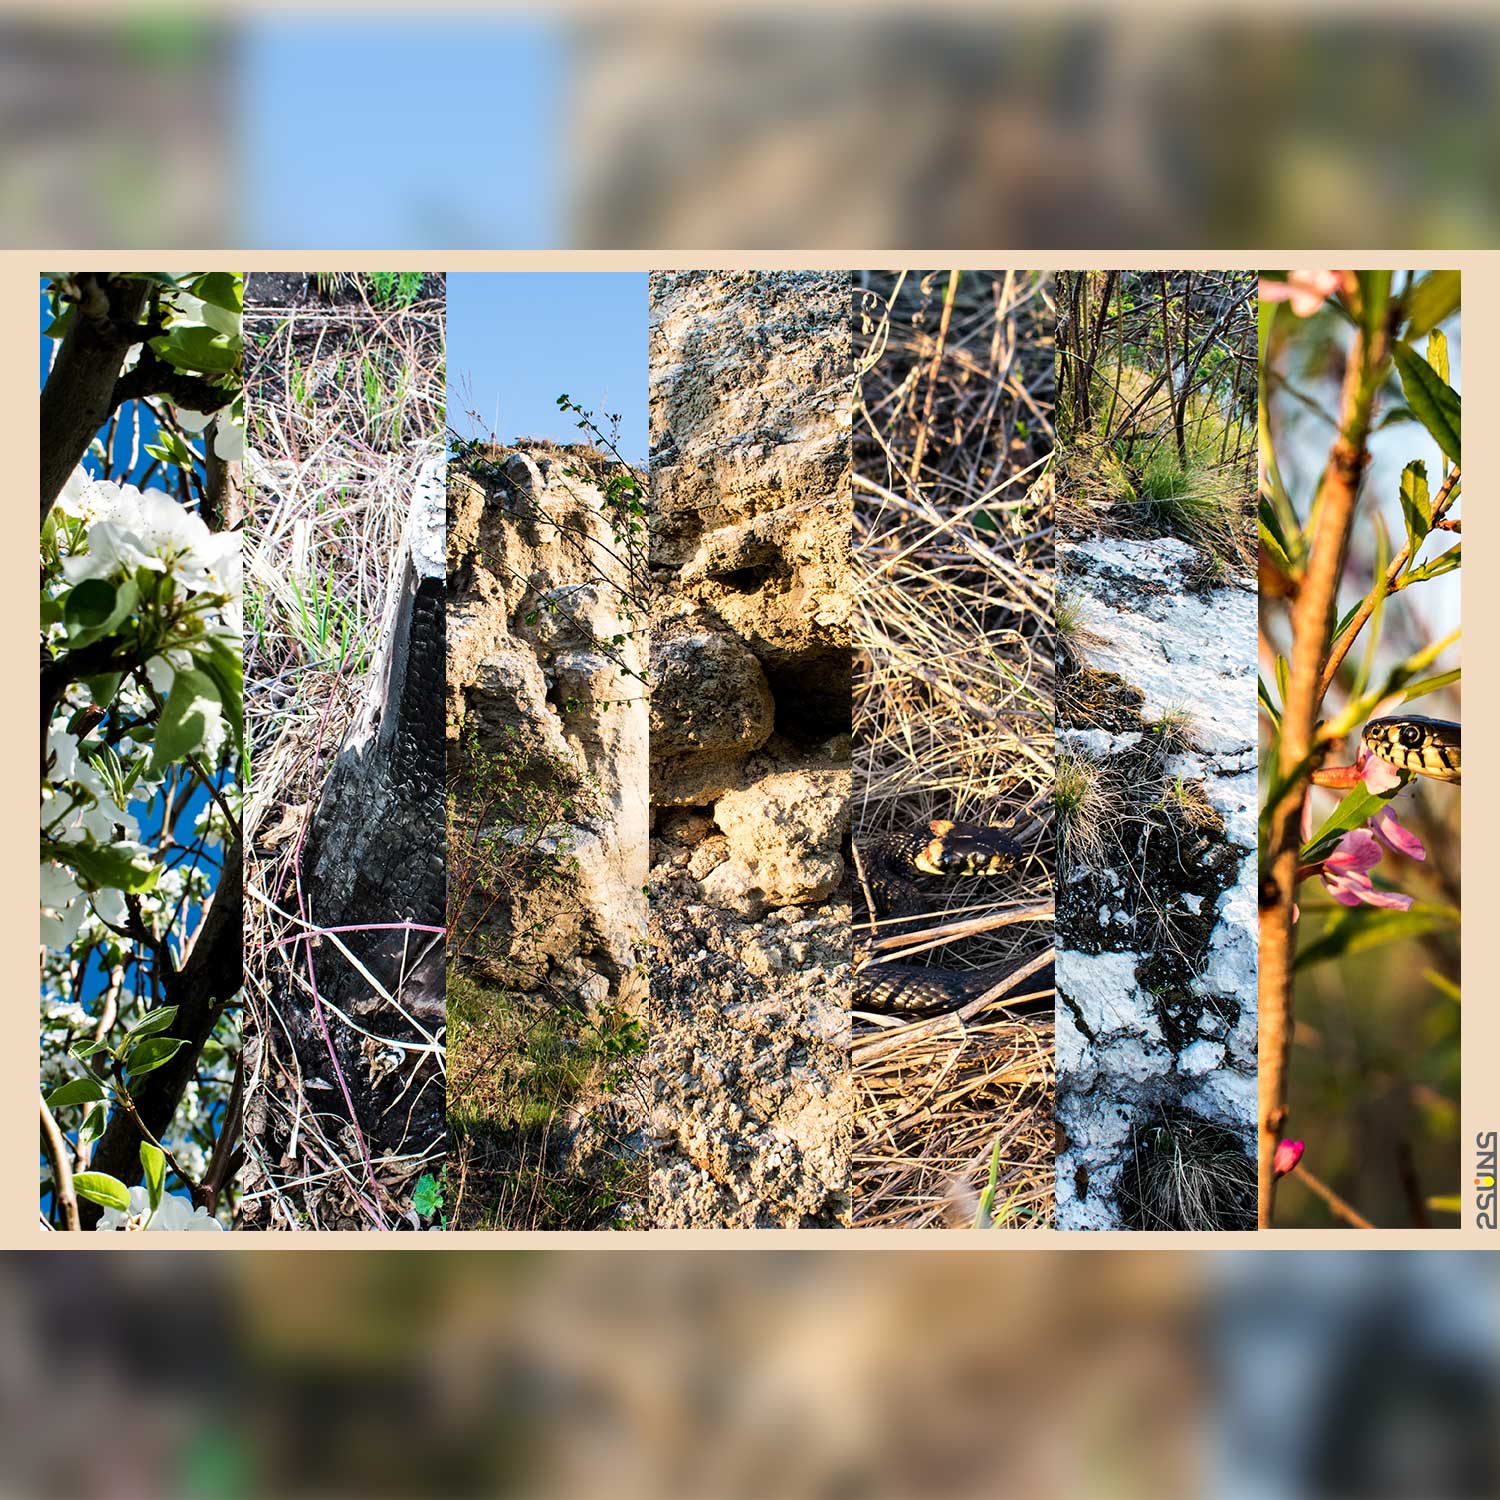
[0,1250,1494,1498]
[1,8,1497,249]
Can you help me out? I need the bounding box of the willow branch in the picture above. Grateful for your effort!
[1260,308,1390,1226]
[1317,464,1462,701]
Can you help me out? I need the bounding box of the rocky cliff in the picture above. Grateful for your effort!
[446,444,649,1216]
[648,270,854,1227]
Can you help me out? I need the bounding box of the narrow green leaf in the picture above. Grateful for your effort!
[140,1141,166,1213]
[1258,675,1282,731]
[1274,654,1291,710]
[1427,327,1451,387]
[72,1172,132,1213]
[1296,903,1459,969]
[1402,545,1461,587]
[1301,783,1401,864]
[1392,340,1461,465]
[1398,460,1431,564]
[1401,271,1460,340]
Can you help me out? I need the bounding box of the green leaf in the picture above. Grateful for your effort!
[77,1105,107,1146]
[43,838,158,895]
[190,272,243,315]
[1427,327,1451,387]
[189,636,243,758]
[1398,667,1462,704]
[150,667,222,775]
[70,1041,111,1061]
[127,1006,179,1039]
[46,1077,107,1108]
[1356,271,1392,336]
[1402,544,1460,587]
[65,577,138,649]
[1301,783,1400,864]
[124,1036,188,1078]
[1398,461,1431,562]
[72,1172,131,1213]
[1258,508,1292,576]
[1274,654,1291,710]
[140,1142,166,1213]
[84,673,122,712]
[1258,675,1281,732]
[149,324,239,376]
[1296,903,1459,969]
[145,430,198,470]
[1400,271,1460,340]
[1391,340,1461,465]
[43,305,75,340]
[412,1173,444,1219]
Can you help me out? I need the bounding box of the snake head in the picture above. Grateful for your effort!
[915,819,1020,876]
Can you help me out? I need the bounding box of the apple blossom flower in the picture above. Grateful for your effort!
[95,1186,225,1232]
[1274,1140,1305,1177]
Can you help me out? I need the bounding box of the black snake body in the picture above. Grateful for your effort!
[854,819,1050,1014]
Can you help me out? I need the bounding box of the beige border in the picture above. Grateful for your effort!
[15,250,1491,1247]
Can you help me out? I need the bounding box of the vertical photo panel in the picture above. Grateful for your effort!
[239,273,446,1230]
[444,273,650,1230]
[1259,270,1461,1228]
[40,272,244,1231]
[850,270,1056,1230]
[647,271,854,1228]
[1054,271,1259,1231]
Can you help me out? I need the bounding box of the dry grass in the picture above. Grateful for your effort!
[238,275,447,1230]
[851,270,1055,1229]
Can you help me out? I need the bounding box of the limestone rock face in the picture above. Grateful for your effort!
[648,270,854,1227]
[447,445,648,1015]
[1055,535,1258,1230]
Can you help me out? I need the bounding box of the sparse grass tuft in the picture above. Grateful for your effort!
[1118,1113,1257,1230]
[1148,702,1199,754]
[1055,750,1120,873]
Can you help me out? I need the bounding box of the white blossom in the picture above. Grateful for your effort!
[95,1186,225,1232]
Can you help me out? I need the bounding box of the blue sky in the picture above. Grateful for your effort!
[447,273,648,461]
[240,20,559,248]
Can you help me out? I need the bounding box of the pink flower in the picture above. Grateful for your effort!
[1320,829,1415,910]
[1274,1140,1305,1177]
[1260,270,1352,317]
[1356,741,1402,795]
[1369,806,1426,862]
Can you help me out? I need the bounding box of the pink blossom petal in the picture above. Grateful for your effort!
[1370,807,1426,862]
[1274,1140,1305,1177]
[1325,829,1382,876]
[1357,744,1403,794]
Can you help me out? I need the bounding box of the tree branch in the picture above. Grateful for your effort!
[39,275,151,527]
[78,839,243,1227]
[40,1094,80,1231]
[1260,305,1390,1226]
[110,344,237,420]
